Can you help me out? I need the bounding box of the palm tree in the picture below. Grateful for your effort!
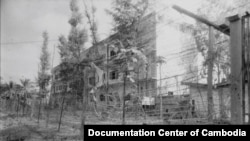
[156,56,166,120]
[20,78,30,115]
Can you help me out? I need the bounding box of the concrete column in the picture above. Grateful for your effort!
[228,15,243,124]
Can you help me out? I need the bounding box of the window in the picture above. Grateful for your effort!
[89,77,95,86]
[100,94,105,101]
[55,74,59,80]
[108,93,113,102]
[110,70,118,80]
[124,93,131,101]
[192,100,195,110]
[64,85,67,91]
[110,50,116,57]
[109,97,113,102]
[192,100,195,105]
[168,91,173,96]
[103,73,106,81]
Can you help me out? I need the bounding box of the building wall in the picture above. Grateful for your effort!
[136,12,157,80]
[190,86,221,118]
[154,94,192,118]
[51,12,158,105]
[86,12,157,100]
[85,12,157,82]
[189,85,249,121]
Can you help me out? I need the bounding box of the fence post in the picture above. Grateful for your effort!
[207,26,214,122]
[228,15,243,124]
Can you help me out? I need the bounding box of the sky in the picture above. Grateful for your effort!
[1,0,113,83]
[1,0,205,85]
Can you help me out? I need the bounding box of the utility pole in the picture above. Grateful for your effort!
[242,14,250,124]
[228,15,243,124]
[242,15,246,124]
[247,15,250,125]
[47,45,56,127]
[159,63,163,120]
[175,76,179,95]
[207,26,214,122]
[146,64,149,97]
[106,45,109,106]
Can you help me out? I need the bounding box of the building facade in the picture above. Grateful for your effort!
[51,12,157,108]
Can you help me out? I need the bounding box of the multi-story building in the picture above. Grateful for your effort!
[51,12,157,107]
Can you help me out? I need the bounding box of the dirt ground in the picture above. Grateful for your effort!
[0,111,81,141]
[0,109,163,141]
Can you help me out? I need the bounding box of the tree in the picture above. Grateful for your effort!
[57,0,88,135]
[4,81,14,111]
[37,31,50,124]
[107,0,149,124]
[83,0,99,46]
[20,78,30,115]
[177,0,250,83]
[0,81,9,95]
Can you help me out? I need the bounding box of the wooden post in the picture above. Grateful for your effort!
[122,70,127,125]
[17,94,20,120]
[242,16,246,124]
[47,45,56,127]
[172,5,230,36]
[58,93,65,132]
[207,26,214,122]
[106,45,109,106]
[244,15,250,124]
[218,88,225,119]
[38,97,42,125]
[81,69,88,140]
[247,16,250,125]
[159,64,163,120]
[243,15,250,125]
[228,15,243,124]
[146,64,149,97]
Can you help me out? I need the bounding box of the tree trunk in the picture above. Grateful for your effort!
[38,98,42,125]
[218,88,224,119]
[207,26,214,122]
[58,94,66,132]
[81,114,86,141]
[46,100,50,128]
[81,71,88,140]
[106,45,109,107]
[17,95,20,120]
[122,71,127,125]
[136,68,140,119]
[22,93,26,116]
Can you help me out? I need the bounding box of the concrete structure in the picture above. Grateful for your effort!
[182,82,249,122]
[51,12,157,107]
[154,94,193,119]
